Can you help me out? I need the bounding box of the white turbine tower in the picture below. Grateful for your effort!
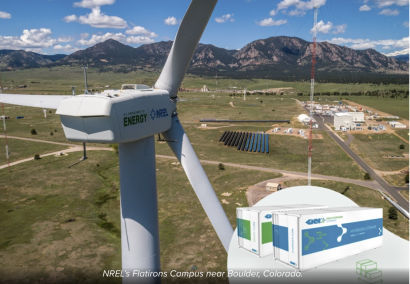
[0,0,233,282]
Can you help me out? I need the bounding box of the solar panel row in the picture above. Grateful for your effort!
[218,131,269,154]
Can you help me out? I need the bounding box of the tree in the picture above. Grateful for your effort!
[218,163,225,170]
[31,129,37,135]
[388,207,398,220]
[34,154,41,160]
[364,173,371,180]
[405,173,409,184]
[50,132,53,136]
[399,144,405,150]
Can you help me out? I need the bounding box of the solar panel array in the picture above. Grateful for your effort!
[219,131,269,153]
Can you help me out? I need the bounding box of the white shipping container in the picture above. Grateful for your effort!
[236,205,328,257]
[272,207,383,271]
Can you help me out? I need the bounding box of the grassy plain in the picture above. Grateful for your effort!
[383,173,407,186]
[400,190,409,201]
[395,129,409,142]
[283,179,409,240]
[0,138,67,165]
[0,151,280,283]
[350,134,409,171]
[347,96,410,120]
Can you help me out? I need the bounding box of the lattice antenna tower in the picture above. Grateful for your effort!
[308,0,319,186]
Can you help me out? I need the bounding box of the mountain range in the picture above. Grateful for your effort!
[0,36,408,82]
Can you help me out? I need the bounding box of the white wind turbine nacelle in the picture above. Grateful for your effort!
[55,85,173,143]
[0,0,233,282]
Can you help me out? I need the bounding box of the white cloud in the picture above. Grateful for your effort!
[359,5,371,11]
[363,0,369,3]
[164,16,180,25]
[403,21,409,27]
[378,8,400,16]
[75,7,128,28]
[63,15,78,22]
[80,33,89,39]
[0,28,57,50]
[269,10,276,16]
[256,18,287,26]
[215,14,234,23]
[125,26,158,38]
[383,48,409,57]
[126,36,155,44]
[58,36,74,43]
[333,24,347,34]
[277,0,326,16]
[311,21,346,34]
[327,37,409,51]
[351,42,377,49]
[0,11,11,19]
[288,9,306,16]
[73,0,115,9]
[77,32,126,45]
[54,44,79,52]
[375,0,408,8]
[328,38,368,45]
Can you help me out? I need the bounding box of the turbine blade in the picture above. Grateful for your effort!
[0,94,70,109]
[155,0,218,97]
[162,116,233,252]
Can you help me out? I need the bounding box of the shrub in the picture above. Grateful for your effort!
[110,144,119,154]
[364,173,371,180]
[218,163,225,170]
[388,207,398,220]
[405,173,409,184]
[50,132,53,136]
[55,129,57,132]
[31,129,37,135]
[399,144,405,150]
[34,154,41,160]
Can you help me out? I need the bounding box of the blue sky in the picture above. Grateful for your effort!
[0,0,408,56]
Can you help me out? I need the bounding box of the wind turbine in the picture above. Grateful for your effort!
[0,0,233,282]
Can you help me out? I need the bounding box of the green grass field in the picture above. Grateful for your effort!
[347,96,409,120]
[350,134,409,171]
[283,179,409,240]
[2,66,408,95]
[0,151,280,283]
[383,173,407,187]
[395,129,409,142]
[400,190,409,201]
[0,138,68,165]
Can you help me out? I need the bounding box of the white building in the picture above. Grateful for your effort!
[266,182,282,192]
[334,112,364,130]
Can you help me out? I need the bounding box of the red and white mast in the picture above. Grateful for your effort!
[308,1,319,186]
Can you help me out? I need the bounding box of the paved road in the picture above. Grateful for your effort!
[298,102,409,210]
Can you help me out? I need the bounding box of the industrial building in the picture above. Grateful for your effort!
[334,112,365,130]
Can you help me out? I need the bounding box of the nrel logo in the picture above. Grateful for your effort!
[150,108,169,120]
[265,214,272,219]
[306,218,326,225]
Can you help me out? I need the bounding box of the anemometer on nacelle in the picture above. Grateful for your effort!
[56,84,174,144]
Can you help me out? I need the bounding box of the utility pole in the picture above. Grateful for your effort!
[308,0,319,186]
[82,64,89,94]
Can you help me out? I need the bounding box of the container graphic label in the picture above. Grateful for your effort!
[302,218,383,256]
[261,222,272,244]
[237,218,251,240]
[272,224,289,251]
